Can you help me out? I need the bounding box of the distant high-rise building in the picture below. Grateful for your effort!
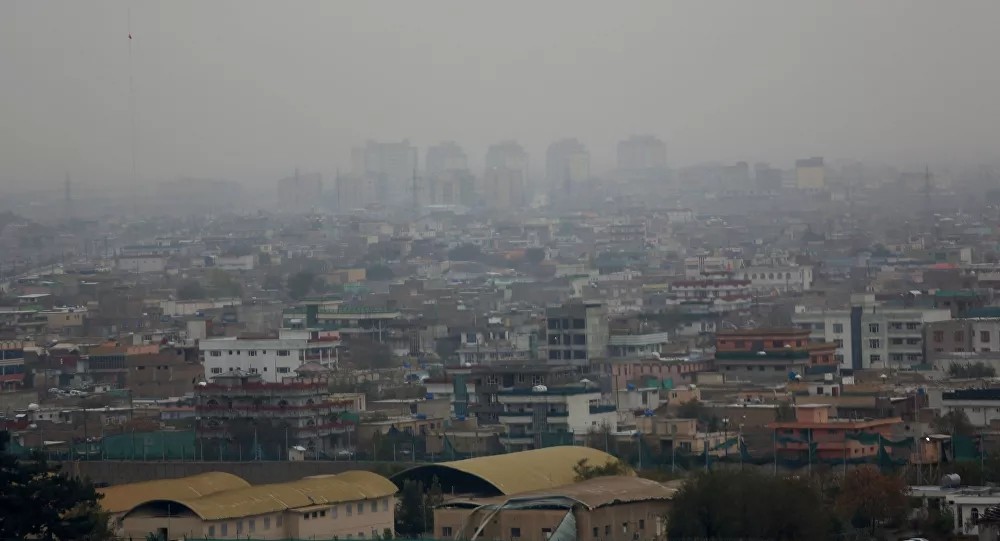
[721,162,751,187]
[427,170,475,206]
[483,141,528,210]
[426,141,468,176]
[754,162,783,191]
[334,172,378,211]
[351,140,418,205]
[617,135,667,172]
[545,138,590,189]
[795,157,826,190]
[483,167,525,210]
[277,169,323,213]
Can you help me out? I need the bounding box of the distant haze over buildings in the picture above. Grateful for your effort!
[3,1,1000,192]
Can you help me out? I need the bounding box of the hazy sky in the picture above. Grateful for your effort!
[4,1,999,191]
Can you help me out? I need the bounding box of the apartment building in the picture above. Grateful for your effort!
[496,386,616,452]
[793,294,951,370]
[200,331,339,383]
[544,301,608,367]
[714,328,838,383]
[925,318,1000,360]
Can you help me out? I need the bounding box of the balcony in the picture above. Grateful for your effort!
[589,404,617,415]
[498,412,534,425]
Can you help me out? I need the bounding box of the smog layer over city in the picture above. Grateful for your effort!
[3,2,1000,541]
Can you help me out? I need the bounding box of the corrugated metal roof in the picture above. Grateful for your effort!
[393,446,629,495]
[98,472,250,514]
[103,471,396,521]
[443,475,676,510]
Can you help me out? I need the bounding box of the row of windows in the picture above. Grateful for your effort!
[548,350,587,360]
[741,272,795,280]
[932,330,994,343]
[209,366,291,374]
[208,350,293,357]
[208,514,281,537]
[205,499,389,537]
[302,498,390,519]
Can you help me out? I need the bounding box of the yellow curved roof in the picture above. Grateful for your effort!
[158,471,397,521]
[99,472,250,514]
[397,446,630,495]
[306,470,398,498]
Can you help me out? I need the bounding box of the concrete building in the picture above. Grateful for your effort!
[435,476,674,541]
[495,386,617,451]
[483,166,526,210]
[767,404,902,462]
[793,294,952,370]
[100,471,396,541]
[737,265,813,293]
[196,369,354,455]
[545,301,609,366]
[200,331,339,383]
[276,170,323,213]
[795,156,826,190]
[115,255,167,274]
[932,388,1000,428]
[617,135,667,174]
[0,340,25,390]
[714,328,839,382]
[606,329,672,358]
[350,140,418,205]
[545,138,590,189]
[926,318,1000,359]
[426,141,468,176]
[461,363,581,425]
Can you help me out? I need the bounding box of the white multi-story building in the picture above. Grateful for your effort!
[496,387,617,452]
[793,294,951,370]
[737,265,813,293]
[200,331,339,383]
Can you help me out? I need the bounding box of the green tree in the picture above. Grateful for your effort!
[572,458,630,481]
[524,247,546,265]
[949,361,997,378]
[346,337,396,369]
[447,243,482,261]
[836,466,909,536]
[395,479,426,536]
[287,270,318,300]
[208,269,242,298]
[933,409,975,436]
[0,431,114,540]
[424,476,443,532]
[176,279,206,300]
[667,469,836,541]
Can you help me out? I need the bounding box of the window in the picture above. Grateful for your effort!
[869,323,880,333]
[358,502,364,514]
[371,500,378,512]
[249,519,256,532]
[209,351,222,357]
[542,527,552,538]
[277,350,290,356]
[248,350,258,357]
[511,527,521,538]
[983,331,992,343]
[303,513,310,520]
[833,323,844,333]
[834,339,844,348]
[263,517,270,530]
[346,504,352,516]
[639,519,645,530]
[277,367,290,373]
[933,330,944,342]
[208,526,215,537]
[320,510,326,517]
[276,515,282,527]
[573,318,586,329]
[443,527,454,537]
[593,527,599,538]
[331,505,337,518]
[605,525,611,535]
[869,339,881,349]
[211,367,222,374]
[382,498,389,511]
[955,331,965,342]
[870,354,881,363]
[906,322,920,330]
[237,521,243,534]
[220,524,228,536]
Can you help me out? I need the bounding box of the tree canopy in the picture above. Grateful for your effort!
[176,279,206,300]
[287,270,319,300]
[572,457,630,481]
[667,469,837,541]
[948,361,996,378]
[933,409,975,436]
[0,431,114,540]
